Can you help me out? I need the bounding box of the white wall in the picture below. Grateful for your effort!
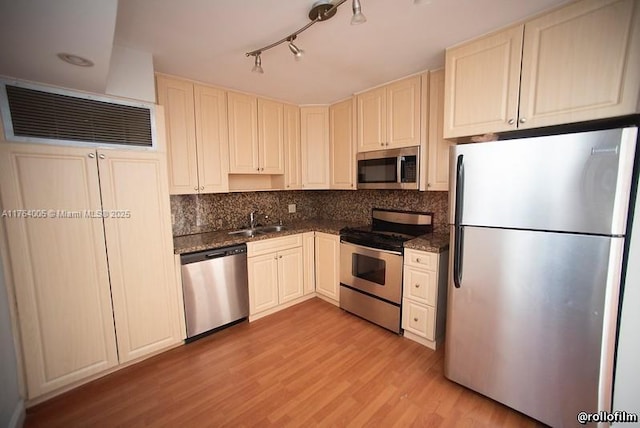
[0,252,24,428]
[105,45,155,103]
[613,189,640,426]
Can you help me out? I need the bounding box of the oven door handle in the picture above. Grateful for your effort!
[340,240,403,256]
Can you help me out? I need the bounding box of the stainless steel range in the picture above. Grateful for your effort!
[339,208,433,333]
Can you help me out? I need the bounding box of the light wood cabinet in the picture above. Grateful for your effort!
[228,92,285,175]
[402,249,448,350]
[314,232,340,303]
[155,75,229,194]
[444,0,640,138]
[425,69,452,191]
[0,143,183,398]
[257,98,285,174]
[300,106,330,189]
[357,76,421,152]
[227,92,259,173]
[247,253,279,314]
[284,104,302,189]
[98,149,185,363]
[329,98,355,189]
[247,234,306,320]
[519,0,640,129]
[303,232,315,295]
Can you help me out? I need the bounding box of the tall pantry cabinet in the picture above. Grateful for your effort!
[0,134,184,398]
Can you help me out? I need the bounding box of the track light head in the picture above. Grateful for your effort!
[351,0,367,25]
[288,39,304,61]
[252,54,264,74]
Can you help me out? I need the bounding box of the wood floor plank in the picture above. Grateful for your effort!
[24,298,543,427]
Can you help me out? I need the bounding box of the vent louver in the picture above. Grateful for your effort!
[4,85,153,147]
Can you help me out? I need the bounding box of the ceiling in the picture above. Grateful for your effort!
[0,0,570,105]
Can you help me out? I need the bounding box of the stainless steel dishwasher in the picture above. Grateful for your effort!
[180,244,249,340]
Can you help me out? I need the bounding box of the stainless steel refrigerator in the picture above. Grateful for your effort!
[445,124,638,427]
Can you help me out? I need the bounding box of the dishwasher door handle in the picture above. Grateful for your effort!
[205,252,226,259]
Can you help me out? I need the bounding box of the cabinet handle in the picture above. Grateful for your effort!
[416,258,421,263]
[99,154,106,159]
[194,186,198,191]
[279,255,282,259]
[256,168,260,171]
[88,153,95,159]
[508,118,515,125]
[413,317,419,322]
[200,186,204,190]
[414,283,420,288]
[261,168,264,171]
[519,117,527,124]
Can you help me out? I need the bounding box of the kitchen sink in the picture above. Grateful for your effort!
[256,225,287,233]
[228,225,287,237]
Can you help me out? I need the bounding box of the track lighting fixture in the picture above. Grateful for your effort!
[251,54,264,74]
[288,39,304,61]
[351,0,367,25]
[246,0,365,73]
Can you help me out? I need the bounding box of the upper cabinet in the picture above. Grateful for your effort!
[444,0,640,139]
[357,76,421,152]
[425,69,452,192]
[227,92,285,174]
[300,106,330,189]
[283,104,302,190]
[156,74,229,194]
[329,98,355,190]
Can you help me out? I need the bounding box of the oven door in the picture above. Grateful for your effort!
[339,241,403,304]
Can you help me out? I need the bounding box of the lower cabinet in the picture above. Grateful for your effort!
[402,249,449,349]
[0,143,184,399]
[314,232,340,304]
[247,234,307,320]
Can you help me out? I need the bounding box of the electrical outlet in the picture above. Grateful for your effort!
[288,204,296,213]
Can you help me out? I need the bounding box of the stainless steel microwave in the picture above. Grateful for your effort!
[356,146,419,190]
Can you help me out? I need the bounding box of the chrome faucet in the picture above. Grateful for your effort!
[249,211,258,229]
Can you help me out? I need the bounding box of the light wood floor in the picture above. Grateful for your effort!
[25,298,543,427]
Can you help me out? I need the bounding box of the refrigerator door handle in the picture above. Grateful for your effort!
[454,154,464,288]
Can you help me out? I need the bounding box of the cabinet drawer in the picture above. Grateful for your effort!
[405,249,438,271]
[403,266,437,306]
[247,234,303,256]
[402,299,435,341]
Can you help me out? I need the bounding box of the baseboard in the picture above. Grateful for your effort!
[8,399,25,428]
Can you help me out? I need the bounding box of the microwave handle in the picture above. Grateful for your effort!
[397,155,402,183]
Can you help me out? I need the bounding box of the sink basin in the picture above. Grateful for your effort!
[227,225,287,237]
[256,225,287,233]
[228,228,259,237]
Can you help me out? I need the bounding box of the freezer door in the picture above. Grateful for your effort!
[448,127,637,235]
[444,226,623,427]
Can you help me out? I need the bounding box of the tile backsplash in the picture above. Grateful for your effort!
[171,190,449,236]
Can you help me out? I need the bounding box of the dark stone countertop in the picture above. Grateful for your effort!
[173,219,361,254]
[404,232,450,253]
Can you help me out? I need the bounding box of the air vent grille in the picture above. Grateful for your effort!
[5,85,153,147]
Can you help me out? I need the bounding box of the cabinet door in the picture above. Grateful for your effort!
[98,150,184,363]
[387,76,421,148]
[258,98,285,174]
[403,266,437,307]
[519,0,640,129]
[155,75,198,194]
[427,69,452,191]
[301,106,330,189]
[228,92,259,173]
[248,254,279,315]
[402,299,436,341]
[284,104,302,189]
[194,84,229,193]
[0,144,118,398]
[303,232,315,295]
[314,233,340,302]
[330,98,355,189]
[278,247,304,304]
[444,25,524,139]
[357,87,386,152]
